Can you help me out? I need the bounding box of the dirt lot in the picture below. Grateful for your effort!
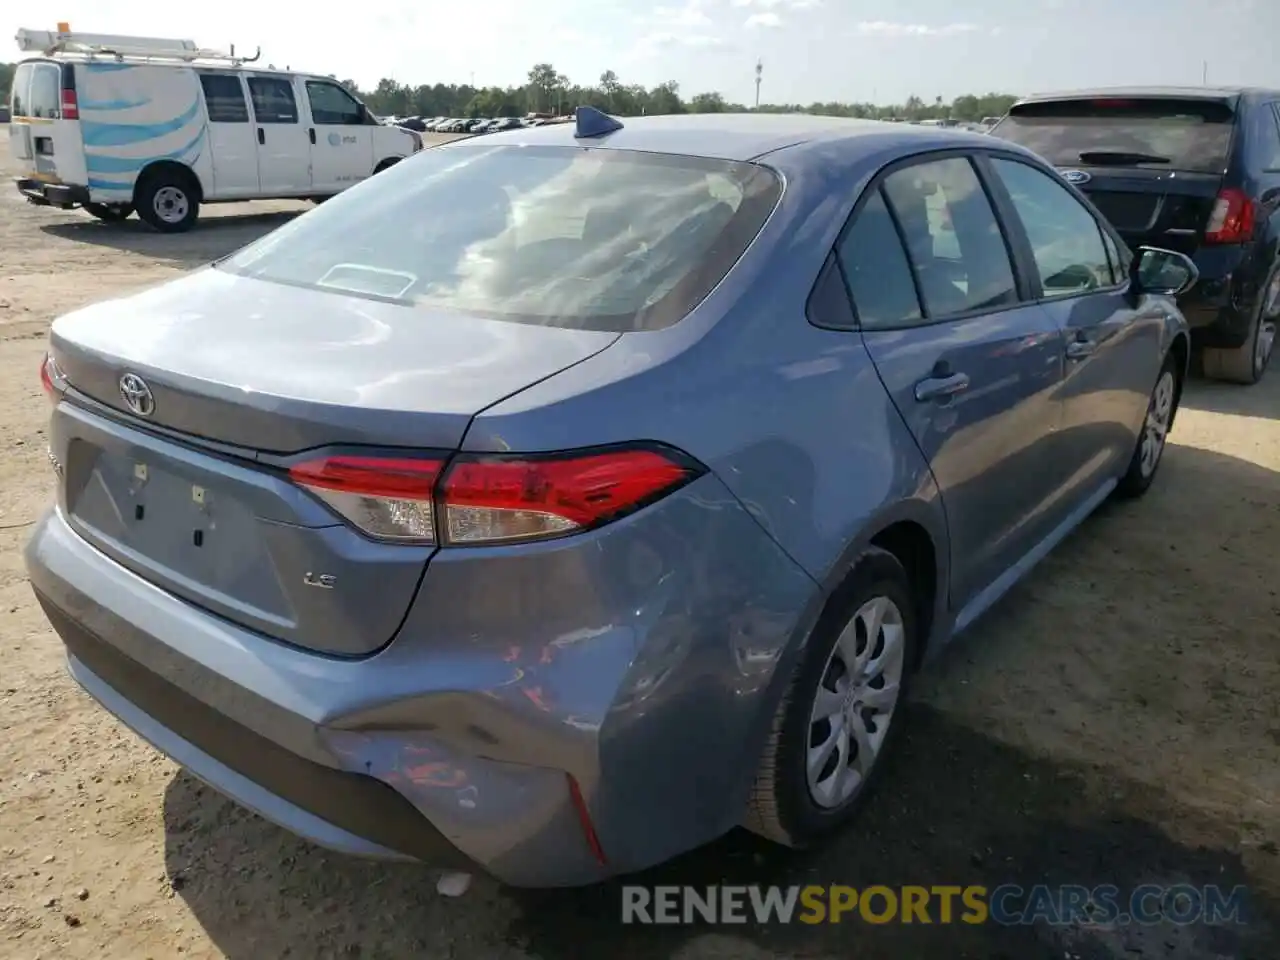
[1,146,1279,960]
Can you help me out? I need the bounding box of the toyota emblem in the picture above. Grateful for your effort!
[1060,169,1092,185]
[118,373,156,417]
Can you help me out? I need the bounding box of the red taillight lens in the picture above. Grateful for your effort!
[289,455,444,543]
[60,89,79,120]
[1204,188,1255,244]
[440,447,699,545]
[40,353,66,402]
[287,445,701,546]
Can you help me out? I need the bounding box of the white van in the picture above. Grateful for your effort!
[9,27,422,232]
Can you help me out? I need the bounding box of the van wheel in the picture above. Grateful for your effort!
[373,158,401,175]
[1202,264,1279,385]
[135,171,200,233]
[84,203,134,223]
[744,547,917,847]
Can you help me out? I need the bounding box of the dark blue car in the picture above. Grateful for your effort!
[28,109,1195,887]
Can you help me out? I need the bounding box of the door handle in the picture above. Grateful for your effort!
[1262,187,1280,206]
[257,127,265,145]
[1066,339,1096,360]
[914,371,970,402]
[309,127,316,145]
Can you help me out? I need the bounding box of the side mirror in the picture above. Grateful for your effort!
[1129,246,1198,298]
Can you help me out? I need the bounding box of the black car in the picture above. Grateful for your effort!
[992,87,1280,384]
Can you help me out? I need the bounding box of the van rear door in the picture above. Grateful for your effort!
[8,62,40,170]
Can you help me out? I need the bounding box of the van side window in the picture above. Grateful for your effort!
[305,81,364,125]
[246,77,299,124]
[198,74,249,123]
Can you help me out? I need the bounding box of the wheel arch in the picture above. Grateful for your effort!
[133,159,205,205]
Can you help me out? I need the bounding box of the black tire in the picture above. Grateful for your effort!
[134,169,200,233]
[744,547,918,847]
[1201,263,1279,385]
[373,157,401,175]
[1115,353,1180,499]
[84,202,133,223]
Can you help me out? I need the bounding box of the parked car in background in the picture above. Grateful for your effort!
[396,116,428,132]
[28,108,1195,889]
[991,86,1280,384]
[8,27,420,232]
[488,117,524,132]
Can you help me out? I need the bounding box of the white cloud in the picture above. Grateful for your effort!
[852,21,982,37]
[745,11,783,28]
[629,31,731,59]
[732,0,818,6]
[650,2,713,28]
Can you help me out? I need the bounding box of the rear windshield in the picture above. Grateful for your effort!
[218,144,781,332]
[991,98,1236,173]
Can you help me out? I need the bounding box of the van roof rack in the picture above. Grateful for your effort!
[15,26,260,65]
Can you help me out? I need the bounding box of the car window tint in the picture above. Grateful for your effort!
[836,188,922,329]
[247,77,298,124]
[217,144,782,333]
[881,157,1018,318]
[199,74,249,123]
[306,81,363,125]
[991,158,1114,296]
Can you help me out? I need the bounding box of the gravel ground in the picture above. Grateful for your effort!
[1,146,1278,960]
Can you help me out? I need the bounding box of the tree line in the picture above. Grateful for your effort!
[1,60,1016,123]
[345,64,1018,123]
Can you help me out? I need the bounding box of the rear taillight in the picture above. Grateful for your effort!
[40,353,66,402]
[289,455,443,542]
[1204,188,1255,244]
[60,89,78,120]
[287,444,702,546]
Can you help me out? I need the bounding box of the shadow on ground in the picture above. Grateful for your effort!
[161,707,1278,960]
[1178,364,1278,420]
[157,442,1280,960]
[40,211,301,268]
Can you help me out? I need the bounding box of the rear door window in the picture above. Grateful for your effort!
[880,156,1019,318]
[218,144,782,332]
[28,62,61,119]
[10,62,34,115]
[992,97,1236,174]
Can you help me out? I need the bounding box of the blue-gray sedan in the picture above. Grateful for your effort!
[27,107,1195,888]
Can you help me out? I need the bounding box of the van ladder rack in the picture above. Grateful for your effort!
[15,27,261,65]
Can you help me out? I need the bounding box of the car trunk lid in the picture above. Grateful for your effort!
[1067,167,1225,256]
[48,269,619,656]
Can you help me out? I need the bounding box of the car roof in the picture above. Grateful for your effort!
[447,112,1004,163]
[1014,85,1280,104]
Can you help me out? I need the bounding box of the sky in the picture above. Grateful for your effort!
[8,0,1278,106]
